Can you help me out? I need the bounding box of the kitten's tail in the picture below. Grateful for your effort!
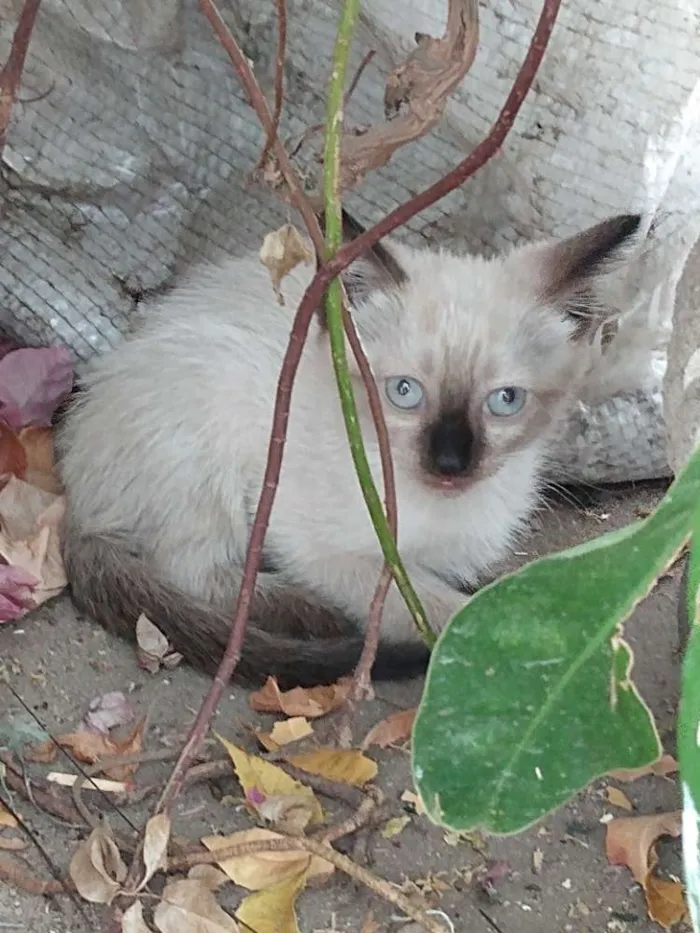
[61,528,430,688]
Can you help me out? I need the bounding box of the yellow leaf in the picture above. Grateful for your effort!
[202,828,333,891]
[380,816,410,839]
[217,735,323,825]
[236,868,308,933]
[605,787,634,811]
[271,718,314,746]
[286,749,377,787]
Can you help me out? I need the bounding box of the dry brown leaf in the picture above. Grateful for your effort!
[24,738,57,763]
[605,810,682,883]
[249,676,351,719]
[362,708,417,749]
[122,901,153,933]
[259,225,314,305]
[69,822,127,905]
[56,715,146,781]
[202,827,333,891]
[645,872,689,929]
[605,786,634,811]
[0,422,27,480]
[286,749,378,787]
[0,835,28,851]
[271,717,314,746]
[401,790,427,816]
[255,794,316,835]
[136,813,171,891]
[0,476,67,604]
[154,878,239,933]
[19,426,62,494]
[236,867,309,933]
[135,614,182,673]
[0,804,18,828]
[187,864,230,892]
[609,754,678,783]
[217,734,323,825]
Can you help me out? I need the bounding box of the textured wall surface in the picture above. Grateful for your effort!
[0,0,698,480]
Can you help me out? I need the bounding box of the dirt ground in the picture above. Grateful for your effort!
[0,477,688,933]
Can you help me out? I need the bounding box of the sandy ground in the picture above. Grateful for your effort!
[0,477,687,933]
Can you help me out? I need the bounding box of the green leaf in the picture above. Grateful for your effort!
[679,506,700,933]
[412,447,700,835]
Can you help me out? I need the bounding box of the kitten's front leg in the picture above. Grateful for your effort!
[302,553,469,644]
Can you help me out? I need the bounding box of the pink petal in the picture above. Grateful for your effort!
[0,347,74,430]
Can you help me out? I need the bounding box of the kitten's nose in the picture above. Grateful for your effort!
[426,410,478,477]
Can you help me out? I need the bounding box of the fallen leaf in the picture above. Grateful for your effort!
[257,716,314,751]
[609,754,678,782]
[0,422,27,480]
[83,691,134,734]
[0,346,73,431]
[259,225,314,305]
[605,786,634,811]
[0,564,39,622]
[69,821,127,904]
[236,868,308,933]
[249,676,351,719]
[401,789,427,816]
[136,614,183,673]
[0,476,67,605]
[57,715,146,781]
[381,815,410,839]
[202,827,333,891]
[24,737,57,763]
[217,735,323,825]
[255,794,316,835]
[645,872,689,929]
[605,810,682,883]
[286,749,378,786]
[19,426,62,494]
[137,813,171,891]
[0,805,17,829]
[362,708,417,749]
[0,835,28,851]
[532,848,544,874]
[154,878,239,933]
[187,864,230,891]
[122,901,153,933]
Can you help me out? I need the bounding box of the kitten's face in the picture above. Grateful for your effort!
[335,213,640,494]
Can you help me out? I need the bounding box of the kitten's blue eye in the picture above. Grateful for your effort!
[385,376,425,411]
[486,386,527,417]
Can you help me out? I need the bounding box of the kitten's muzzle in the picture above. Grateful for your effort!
[423,409,480,482]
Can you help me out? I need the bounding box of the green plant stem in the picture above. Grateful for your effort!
[322,1,434,647]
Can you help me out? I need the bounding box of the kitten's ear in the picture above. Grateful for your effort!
[528,213,642,337]
[316,208,408,309]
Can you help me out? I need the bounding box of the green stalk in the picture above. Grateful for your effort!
[322,1,435,646]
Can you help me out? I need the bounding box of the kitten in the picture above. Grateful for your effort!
[56,212,641,687]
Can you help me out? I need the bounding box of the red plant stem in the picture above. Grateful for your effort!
[0,0,42,154]
[257,0,288,170]
[159,0,561,812]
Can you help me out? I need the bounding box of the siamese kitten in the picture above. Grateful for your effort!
[57,212,640,687]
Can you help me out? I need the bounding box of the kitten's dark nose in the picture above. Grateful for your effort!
[425,410,478,477]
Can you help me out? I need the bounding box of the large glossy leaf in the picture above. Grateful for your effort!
[412,448,700,835]
[679,514,700,933]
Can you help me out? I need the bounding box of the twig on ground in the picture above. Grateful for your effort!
[0,0,42,155]
[256,0,288,171]
[0,856,67,896]
[316,784,384,843]
[169,833,447,933]
[0,751,83,827]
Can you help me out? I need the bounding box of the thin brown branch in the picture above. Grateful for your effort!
[168,834,447,933]
[0,0,42,155]
[345,48,376,105]
[0,856,67,896]
[256,0,288,171]
[334,0,479,193]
